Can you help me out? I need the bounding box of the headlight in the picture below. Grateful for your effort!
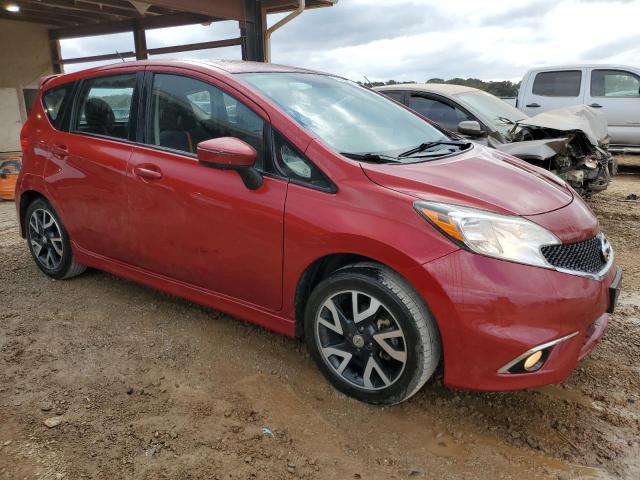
[414,201,560,268]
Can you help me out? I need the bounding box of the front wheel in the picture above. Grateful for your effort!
[304,263,441,405]
[25,198,86,280]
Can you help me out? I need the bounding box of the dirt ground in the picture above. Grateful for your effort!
[1,157,639,480]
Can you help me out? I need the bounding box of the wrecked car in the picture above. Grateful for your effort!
[376,84,614,195]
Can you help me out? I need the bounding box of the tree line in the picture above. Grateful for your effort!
[362,78,521,97]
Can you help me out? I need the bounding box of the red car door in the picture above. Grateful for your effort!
[126,70,287,311]
[44,70,140,261]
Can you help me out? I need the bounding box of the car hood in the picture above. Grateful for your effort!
[516,105,609,147]
[361,145,574,216]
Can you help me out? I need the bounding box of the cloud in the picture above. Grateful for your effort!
[580,34,640,60]
[479,0,556,27]
[269,2,443,52]
[60,0,640,80]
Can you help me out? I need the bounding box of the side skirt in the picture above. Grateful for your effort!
[72,242,296,337]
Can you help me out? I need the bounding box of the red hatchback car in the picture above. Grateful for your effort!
[16,60,622,404]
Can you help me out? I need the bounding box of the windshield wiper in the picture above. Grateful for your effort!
[340,152,402,163]
[398,140,472,158]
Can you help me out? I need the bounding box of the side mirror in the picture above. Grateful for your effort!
[197,137,263,190]
[457,120,484,137]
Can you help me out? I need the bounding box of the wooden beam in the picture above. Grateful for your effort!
[146,37,242,56]
[19,5,119,24]
[48,31,64,73]
[58,50,136,65]
[145,0,245,21]
[133,21,148,60]
[56,37,243,66]
[0,11,70,26]
[241,0,265,62]
[50,12,215,39]
[70,0,171,16]
[18,0,132,20]
[262,0,337,12]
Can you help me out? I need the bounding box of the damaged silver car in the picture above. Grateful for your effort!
[376,84,614,196]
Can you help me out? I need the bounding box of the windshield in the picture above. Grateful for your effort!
[239,72,450,157]
[455,90,527,135]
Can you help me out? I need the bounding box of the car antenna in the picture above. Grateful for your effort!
[362,75,372,88]
[115,51,126,62]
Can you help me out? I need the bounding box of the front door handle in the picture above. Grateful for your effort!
[526,103,540,108]
[51,144,69,160]
[589,103,603,108]
[134,164,163,180]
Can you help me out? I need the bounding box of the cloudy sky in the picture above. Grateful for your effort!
[61,0,640,82]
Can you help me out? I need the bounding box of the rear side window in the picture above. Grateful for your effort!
[532,71,582,97]
[409,95,472,131]
[74,74,137,140]
[591,70,640,97]
[147,74,266,169]
[43,84,73,129]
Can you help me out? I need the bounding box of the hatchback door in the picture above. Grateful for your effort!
[43,71,140,261]
[126,70,287,311]
[520,68,586,116]
[585,68,640,147]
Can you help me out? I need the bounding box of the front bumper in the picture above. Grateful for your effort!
[408,249,619,391]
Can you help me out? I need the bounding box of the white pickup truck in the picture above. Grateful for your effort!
[517,65,640,152]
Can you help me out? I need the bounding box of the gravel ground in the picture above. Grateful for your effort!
[1,162,639,480]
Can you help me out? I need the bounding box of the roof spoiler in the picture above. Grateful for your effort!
[38,74,63,89]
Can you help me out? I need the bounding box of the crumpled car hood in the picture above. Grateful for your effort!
[361,145,574,216]
[495,138,570,162]
[515,105,609,147]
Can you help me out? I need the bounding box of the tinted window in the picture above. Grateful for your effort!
[240,73,448,157]
[591,70,640,97]
[74,74,136,140]
[381,91,404,102]
[148,74,265,168]
[274,132,332,191]
[532,71,582,97]
[409,95,472,130]
[43,84,73,128]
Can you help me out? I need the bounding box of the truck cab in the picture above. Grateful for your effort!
[518,65,640,152]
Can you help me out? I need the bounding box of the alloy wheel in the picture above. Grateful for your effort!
[28,209,64,270]
[315,290,407,391]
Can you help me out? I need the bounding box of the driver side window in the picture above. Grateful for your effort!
[147,74,266,169]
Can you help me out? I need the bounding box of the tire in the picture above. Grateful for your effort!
[304,262,441,405]
[608,156,618,176]
[25,198,86,280]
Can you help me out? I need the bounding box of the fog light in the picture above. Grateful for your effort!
[523,351,543,371]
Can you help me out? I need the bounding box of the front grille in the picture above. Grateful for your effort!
[541,236,607,274]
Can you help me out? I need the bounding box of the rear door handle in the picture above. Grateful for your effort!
[526,103,540,108]
[51,144,69,160]
[589,103,603,108]
[134,164,163,180]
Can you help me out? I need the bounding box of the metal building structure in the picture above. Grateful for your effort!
[0,0,336,151]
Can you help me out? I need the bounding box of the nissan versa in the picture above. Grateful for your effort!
[16,60,622,405]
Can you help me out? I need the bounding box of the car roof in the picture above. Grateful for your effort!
[524,64,640,72]
[44,59,328,91]
[375,83,479,95]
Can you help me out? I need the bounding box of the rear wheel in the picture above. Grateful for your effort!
[26,198,86,279]
[304,262,441,405]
